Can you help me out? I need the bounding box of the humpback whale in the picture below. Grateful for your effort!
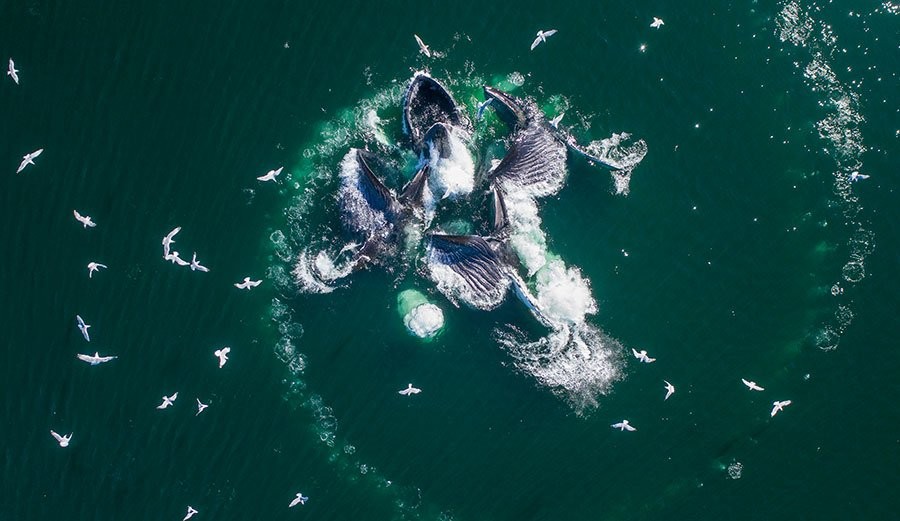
[403,73,470,152]
[482,85,622,171]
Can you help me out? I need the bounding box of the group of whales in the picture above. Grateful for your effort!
[333,72,618,328]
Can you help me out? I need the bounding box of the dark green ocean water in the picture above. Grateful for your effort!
[2,1,898,520]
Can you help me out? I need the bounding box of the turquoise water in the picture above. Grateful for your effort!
[2,1,898,520]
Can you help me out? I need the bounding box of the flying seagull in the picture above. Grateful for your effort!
[289,492,309,507]
[414,34,431,57]
[257,166,284,182]
[476,98,493,120]
[611,420,637,432]
[17,148,44,174]
[530,29,557,51]
[87,262,107,278]
[770,400,792,417]
[196,398,209,416]
[76,315,91,342]
[165,250,190,266]
[50,430,72,447]
[214,347,231,368]
[549,112,565,128]
[7,58,18,84]
[234,277,262,290]
[157,393,178,409]
[190,252,209,272]
[650,17,665,29]
[73,210,97,228]
[663,380,675,400]
[632,348,656,363]
[741,378,765,391]
[162,227,181,256]
[183,506,198,521]
[398,383,421,396]
[849,171,869,182]
[76,352,117,365]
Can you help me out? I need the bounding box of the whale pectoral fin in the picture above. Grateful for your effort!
[429,234,508,296]
[400,164,429,207]
[563,137,622,171]
[490,183,509,236]
[491,125,568,197]
[355,149,398,213]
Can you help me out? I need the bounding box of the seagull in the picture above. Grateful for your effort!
[73,210,97,228]
[76,352,117,365]
[849,171,869,182]
[650,17,665,29]
[17,148,44,174]
[398,383,421,396]
[530,29,557,51]
[162,227,181,256]
[214,347,231,368]
[50,430,72,447]
[289,492,309,507]
[76,315,91,342]
[183,506,198,521]
[771,400,792,417]
[196,398,209,416]
[741,378,765,391]
[414,34,431,57]
[257,166,284,182]
[165,250,190,266]
[549,112,565,128]
[190,252,209,272]
[632,348,656,363]
[476,98,493,120]
[663,380,675,400]
[87,262,107,278]
[157,393,178,409]
[611,420,637,432]
[8,58,19,84]
[234,277,262,290]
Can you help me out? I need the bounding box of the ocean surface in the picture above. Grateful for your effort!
[2,1,898,520]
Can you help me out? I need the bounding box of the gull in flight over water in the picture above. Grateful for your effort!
[162,227,181,256]
[190,252,209,272]
[650,17,665,29]
[632,348,656,363]
[76,315,91,342]
[8,58,19,84]
[289,492,309,507]
[398,383,421,396]
[87,262,107,278]
[73,210,97,228]
[414,34,431,57]
[549,112,565,128]
[476,98,492,120]
[530,29,557,51]
[50,430,72,447]
[165,250,190,266]
[157,392,178,409]
[257,166,283,182]
[77,352,117,365]
[196,398,209,416]
[611,420,637,432]
[234,277,262,290]
[664,380,675,400]
[741,378,765,391]
[771,400,792,417]
[17,148,44,174]
[850,171,869,182]
[183,506,198,521]
[214,347,231,368]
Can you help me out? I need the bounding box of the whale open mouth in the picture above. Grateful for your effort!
[403,72,469,149]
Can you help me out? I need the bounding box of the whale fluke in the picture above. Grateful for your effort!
[490,125,567,198]
[400,164,430,207]
[428,234,509,296]
[404,73,468,150]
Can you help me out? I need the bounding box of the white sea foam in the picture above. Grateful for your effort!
[534,260,597,325]
[404,303,445,338]
[425,127,475,200]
